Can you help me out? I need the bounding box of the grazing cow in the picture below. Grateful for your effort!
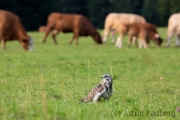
[0,9,33,50]
[166,13,180,47]
[38,26,47,33]
[115,22,163,49]
[102,13,146,43]
[42,13,102,45]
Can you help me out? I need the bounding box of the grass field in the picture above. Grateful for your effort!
[0,28,180,120]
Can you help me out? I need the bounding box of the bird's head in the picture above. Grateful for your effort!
[101,74,113,83]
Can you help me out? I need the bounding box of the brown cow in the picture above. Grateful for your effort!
[115,22,163,49]
[42,13,102,45]
[0,9,33,50]
[38,26,47,33]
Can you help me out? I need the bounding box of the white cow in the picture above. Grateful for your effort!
[166,13,180,47]
[102,13,146,44]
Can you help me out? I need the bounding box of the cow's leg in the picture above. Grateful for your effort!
[75,35,79,45]
[70,30,79,45]
[69,34,75,44]
[142,41,147,49]
[128,36,133,47]
[140,39,147,49]
[132,37,138,47]
[102,29,109,43]
[52,30,59,44]
[115,36,123,48]
[175,34,180,47]
[42,30,51,43]
[138,40,143,49]
[128,36,138,47]
[110,31,116,43]
[1,39,6,50]
[166,30,174,47]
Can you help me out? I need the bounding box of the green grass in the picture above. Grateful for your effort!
[0,28,180,120]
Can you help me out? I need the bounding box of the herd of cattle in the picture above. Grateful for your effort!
[0,9,180,51]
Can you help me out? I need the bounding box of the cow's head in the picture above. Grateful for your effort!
[21,36,33,50]
[93,31,103,44]
[153,34,163,47]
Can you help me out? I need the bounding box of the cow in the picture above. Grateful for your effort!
[114,22,163,49]
[0,9,33,50]
[166,13,180,47]
[102,13,146,43]
[42,13,102,45]
[38,26,47,33]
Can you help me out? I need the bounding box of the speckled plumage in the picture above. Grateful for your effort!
[81,74,113,103]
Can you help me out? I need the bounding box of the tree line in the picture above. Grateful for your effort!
[0,0,180,31]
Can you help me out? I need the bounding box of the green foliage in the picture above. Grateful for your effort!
[0,28,180,119]
[169,0,180,13]
[87,1,113,28]
[0,0,180,30]
[157,0,171,26]
[141,0,159,24]
[112,0,144,14]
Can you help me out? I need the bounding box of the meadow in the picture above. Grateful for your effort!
[0,28,180,120]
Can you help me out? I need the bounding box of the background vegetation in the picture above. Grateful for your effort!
[0,28,180,120]
[0,0,180,30]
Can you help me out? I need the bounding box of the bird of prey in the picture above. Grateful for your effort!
[81,74,113,103]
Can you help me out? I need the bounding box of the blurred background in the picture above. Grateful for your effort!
[1,0,180,31]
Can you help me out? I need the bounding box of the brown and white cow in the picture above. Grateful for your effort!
[102,13,146,43]
[42,13,102,45]
[115,22,163,49]
[166,13,180,47]
[0,9,33,50]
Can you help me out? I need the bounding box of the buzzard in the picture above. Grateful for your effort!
[81,74,113,103]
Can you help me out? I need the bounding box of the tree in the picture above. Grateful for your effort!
[157,0,171,26]
[112,0,144,15]
[0,0,179,30]
[141,0,160,25]
[87,0,113,28]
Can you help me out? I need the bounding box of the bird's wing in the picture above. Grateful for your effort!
[82,83,105,103]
